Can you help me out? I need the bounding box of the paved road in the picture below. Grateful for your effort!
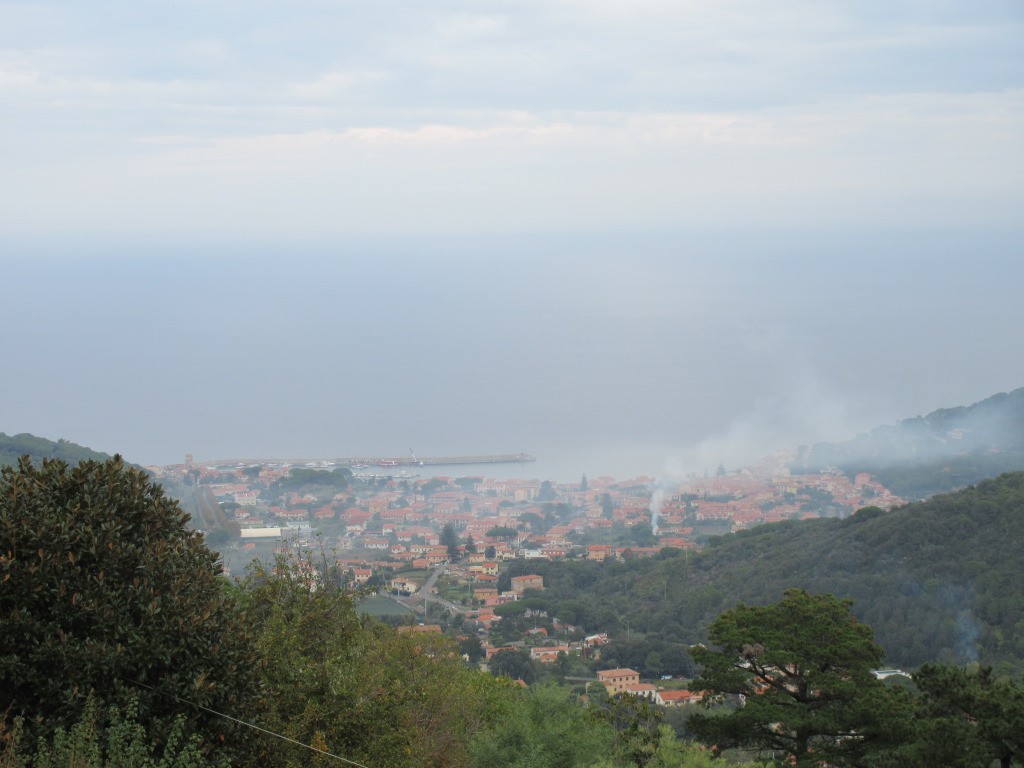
[422,565,446,593]
[419,565,468,613]
[388,565,464,616]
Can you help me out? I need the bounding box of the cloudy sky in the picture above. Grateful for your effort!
[2,1,1023,479]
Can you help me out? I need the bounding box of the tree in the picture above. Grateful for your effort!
[485,545,496,559]
[0,457,260,754]
[518,512,545,532]
[688,590,905,767]
[470,684,620,768]
[204,528,230,548]
[602,493,614,518]
[440,523,460,561]
[464,535,477,555]
[629,522,657,547]
[460,636,485,663]
[486,526,517,541]
[488,649,536,684]
[538,480,556,502]
[1,696,228,768]
[419,478,447,496]
[240,549,508,768]
[910,664,1024,768]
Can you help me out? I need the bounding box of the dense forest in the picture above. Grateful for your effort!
[505,471,1024,675]
[791,387,1024,499]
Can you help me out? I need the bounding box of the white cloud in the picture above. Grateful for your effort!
[2,86,1021,238]
[0,1,1021,239]
[435,14,508,39]
[290,70,388,99]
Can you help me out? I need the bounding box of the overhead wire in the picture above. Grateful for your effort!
[130,680,373,768]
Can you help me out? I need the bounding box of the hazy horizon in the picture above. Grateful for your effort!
[5,234,1024,483]
[2,2,1022,483]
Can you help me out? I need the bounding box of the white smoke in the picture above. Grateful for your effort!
[661,364,872,481]
[649,485,666,535]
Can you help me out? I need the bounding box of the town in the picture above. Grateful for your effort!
[150,452,904,694]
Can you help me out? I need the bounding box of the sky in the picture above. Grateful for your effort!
[2,1,1023,481]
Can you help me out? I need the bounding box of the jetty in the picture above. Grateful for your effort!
[193,453,536,468]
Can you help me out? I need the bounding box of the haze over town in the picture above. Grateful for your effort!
[2,1,1023,482]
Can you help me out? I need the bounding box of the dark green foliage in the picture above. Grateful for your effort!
[688,591,908,767]
[0,433,112,469]
[266,467,350,498]
[419,478,448,496]
[514,472,1024,671]
[489,649,537,684]
[485,526,517,540]
[0,457,259,752]
[0,697,228,768]
[592,692,665,766]
[440,523,460,561]
[460,635,485,662]
[908,664,1024,767]
[600,637,695,679]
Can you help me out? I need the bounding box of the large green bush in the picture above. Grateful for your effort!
[0,457,259,754]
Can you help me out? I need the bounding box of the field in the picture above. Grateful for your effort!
[357,595,415,617]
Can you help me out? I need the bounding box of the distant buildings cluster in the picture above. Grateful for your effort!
[153,456,904,576]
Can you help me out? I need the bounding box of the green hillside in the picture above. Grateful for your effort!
[0,432,112,467]
[791,387,1024,498]
[506,471,1024,674]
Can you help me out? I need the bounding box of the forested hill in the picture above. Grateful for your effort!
[506,472,1024,673]
[0,432,112,467]
[790,387,1024,499]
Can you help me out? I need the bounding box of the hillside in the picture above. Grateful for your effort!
[790,387,1024,499]
[506,471,1024,673]
[0,432,113,467]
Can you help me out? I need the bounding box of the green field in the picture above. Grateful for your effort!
[357,595,415,617]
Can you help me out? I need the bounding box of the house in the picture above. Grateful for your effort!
[597,668,641,694]
[531,645,572,663]
[510,574,544,593]
[484,645,516,660]
[621,683,658,701]
[239,527,282,539]
[233,490,260,506]
[390,577,419,593]
[655,689,705,707]
[314,505,336,521]
[350,568,373,586]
